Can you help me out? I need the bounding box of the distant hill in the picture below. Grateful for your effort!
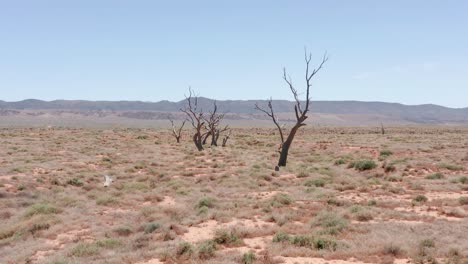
[0,99,467,126]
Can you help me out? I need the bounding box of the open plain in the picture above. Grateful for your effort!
[1,126,467,264]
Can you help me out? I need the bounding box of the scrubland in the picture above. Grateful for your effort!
[0,126,467,264]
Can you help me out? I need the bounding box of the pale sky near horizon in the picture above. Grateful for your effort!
[0,1,467,108]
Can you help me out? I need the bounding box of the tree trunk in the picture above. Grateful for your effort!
[193,133,203,151]
[222,136,229,147]
[277,124,303,168]
[202,131,211,145]
[211,130,219,146]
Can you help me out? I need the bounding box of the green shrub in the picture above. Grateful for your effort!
[272,232,291,243]
[95,238,121,248]
[196,197,215,209]
[96,195,117,206]
[67,178,83,187]
[176,242,193,258]
[144,222,160,234]
[458,176,468,184]
[420,239,435,248]
[270,193,293,206]
[113,226,132,236]
[242,251,255,264]
[439,163,464,171]
[326,198,344,206]
[384,164,396,173]
[197,205,209,215]
[290,235,314,247]
[413,195,428,203]
[70,243,99,257]
[70,238,121,256]
[304,178,326,187]
[334,159,346,165]
[413,239,437,264]
[311,211,348,235]
[380,150,393,157]
[459,197,468,205]
[272,232,337,250]
[24,203,60,218]
[425,172,444,180]
[314,237,338,251]
[446,248,461,264]
[197,240,216,259]
[349,160,377,171]
[29,222,50,234]
[213,229,239,245]
[355,210,374,222]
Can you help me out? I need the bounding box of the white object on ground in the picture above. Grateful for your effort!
[104,175,112,187]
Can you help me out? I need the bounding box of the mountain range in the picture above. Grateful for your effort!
[0,99,467,126]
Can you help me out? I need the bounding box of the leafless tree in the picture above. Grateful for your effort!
[203,101,229,146]
[180,88,207,151]
[221,129,231,147]
[256,49,328,171]
[381,122,385,135]
[169,118,186,143]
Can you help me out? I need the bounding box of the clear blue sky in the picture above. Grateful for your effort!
[1,1,467,107]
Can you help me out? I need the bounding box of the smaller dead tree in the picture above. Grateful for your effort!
[256,50,328,171]
[222,129,231,147]
[203,101,229,146]
[381,122,385,135]
[181,88,207,151]
[169,118,186,143]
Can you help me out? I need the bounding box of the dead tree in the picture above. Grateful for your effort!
[169,118,186,143]
[380,122,385,135]
[203,101,229,146]
[256,50,328,171]
[180,88,207,151]
[222,129,231,147]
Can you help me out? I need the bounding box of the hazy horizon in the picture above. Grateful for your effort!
[1,1,467,107]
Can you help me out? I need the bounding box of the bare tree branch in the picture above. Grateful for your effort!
[256,49,328,170]
[169,118,186,143]
[255,99,284,145]
[180,87,206,151]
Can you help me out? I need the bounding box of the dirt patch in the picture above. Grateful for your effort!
[280,257,366,264]
[251,191,283,200]
[394,206,464,221]
[134,258,164,264]
[159,196,177,207]
[182,220,218,243]
[30,228,94,262]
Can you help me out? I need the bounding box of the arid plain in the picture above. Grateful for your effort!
[1,126,467,264]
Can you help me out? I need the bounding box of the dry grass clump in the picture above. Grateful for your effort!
[70,239,121,258]
[272,231,338,251]
[425,172,444,180]
[348,160,377,171]
[311,210,348,235]
[23,203,61,218]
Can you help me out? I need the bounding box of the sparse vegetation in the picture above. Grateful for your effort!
[413,195,428,203]
[425,172,444,180]
[348,160,377,171]
[459,196,468,205]
[24,203,60,218]
[380,150,393,157]
[1,126,467,263]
